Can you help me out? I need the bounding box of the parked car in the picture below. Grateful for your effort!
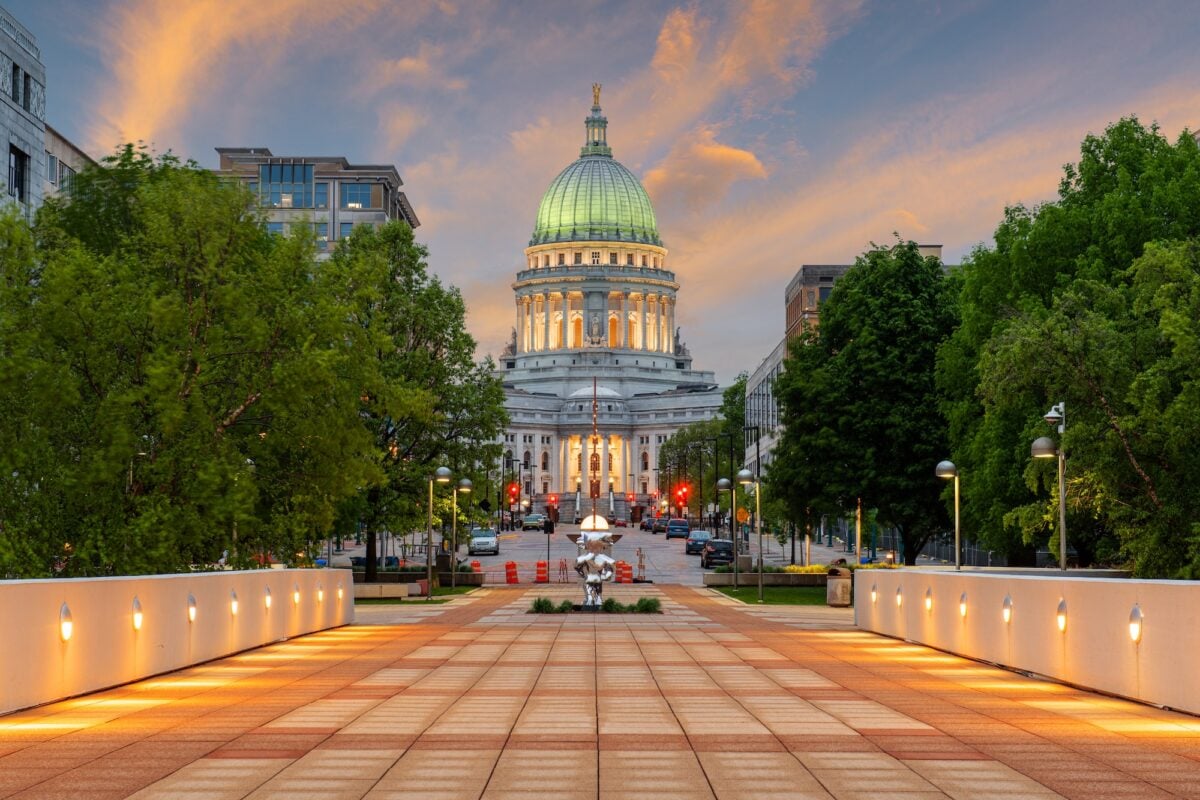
[522,513,546,531]
[665,518,690,540]
[700,539,735,568]
[651,517,669,534]
[640,517,654,531]
[684,530,712,554]
[467,529,500,556]
[614,518,627,528]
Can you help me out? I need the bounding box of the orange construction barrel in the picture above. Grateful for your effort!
[505,561,519,584]
[470,560,482,573]
[535,560,548,583]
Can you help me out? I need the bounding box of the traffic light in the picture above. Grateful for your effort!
[548,494,558,506]
[626,493,634,503]
[507,482,519,501]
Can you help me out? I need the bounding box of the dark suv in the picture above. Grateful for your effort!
[700,539,735,568]
[651,517,669,534]
[684,530,712,554]
[665,518,690,540]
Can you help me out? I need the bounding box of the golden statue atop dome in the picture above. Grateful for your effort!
[592,82,601,106]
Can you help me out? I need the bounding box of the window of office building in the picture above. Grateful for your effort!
[59,164,76,196]
[341,183,372,208]
[21,72,29,112]
[7,145,28,203]
[315,182,328,208]
[9,63,18,105]
[314,222,328,242]
[266,221,284,236]
[45,152,57,184]
[340,222,353,239]
[258,163,315,208]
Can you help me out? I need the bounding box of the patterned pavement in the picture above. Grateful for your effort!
[3,585,1200,798]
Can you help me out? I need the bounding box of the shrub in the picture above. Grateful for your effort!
[601,597,622,613]
[530,597,555,614]
[783,564,829,574]
[634,597,661,614]
[556,599,574,613]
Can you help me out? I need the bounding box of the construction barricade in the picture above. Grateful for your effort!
[505,561,519,584]
[535,560,548,583]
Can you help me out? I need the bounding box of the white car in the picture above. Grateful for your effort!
[467,529,499,555]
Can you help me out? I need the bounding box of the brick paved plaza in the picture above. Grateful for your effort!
[3,585,1200,799]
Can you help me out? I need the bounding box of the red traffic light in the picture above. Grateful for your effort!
[626,493,634,503]
[549,494,558,506]
[507,482,519,498]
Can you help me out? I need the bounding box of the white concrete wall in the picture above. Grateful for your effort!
[854,569,1200,714]
[0,569,354,715]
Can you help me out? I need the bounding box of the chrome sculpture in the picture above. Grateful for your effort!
[575,520,616,607]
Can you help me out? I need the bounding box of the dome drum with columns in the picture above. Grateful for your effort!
[497,87,723,524]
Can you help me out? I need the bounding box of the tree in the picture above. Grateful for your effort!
[0,147,378,575]
[937,118,1200,568]
[326,222,507,581]
[771,241,957,564]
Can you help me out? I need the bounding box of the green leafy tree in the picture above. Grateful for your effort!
[0,147,378,575]
[938,118,1200,566]
[771,241,957,564]
[327,222,507,581]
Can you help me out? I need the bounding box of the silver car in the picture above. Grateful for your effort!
[468,529,499,555]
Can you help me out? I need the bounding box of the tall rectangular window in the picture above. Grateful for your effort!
[22,72,29,111]
[10,63,18,104]
[314,182,328,208]
[574,252,582,265]
[609,252,618,265]
[59,164,75,195]
[45,152,57,184]
[314,222,328,242]
[591,251,600,265]
[340,222,353,239]
[626,253,634,266]
[341,183,372,208]
[557,253,565,266]
[7,145,28,202]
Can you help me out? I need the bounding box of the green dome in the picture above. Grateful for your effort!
[529,94,662,247]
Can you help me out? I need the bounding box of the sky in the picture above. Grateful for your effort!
[8,0,1200,384]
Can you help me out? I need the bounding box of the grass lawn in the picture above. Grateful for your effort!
[715,585,831,605]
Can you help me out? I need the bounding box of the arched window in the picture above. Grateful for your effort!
[541,451,549,470]
[641,452,649,471]
[523,450,531,467]
[505,449,513,462]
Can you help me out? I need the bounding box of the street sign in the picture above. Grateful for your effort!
[736,508,750,523]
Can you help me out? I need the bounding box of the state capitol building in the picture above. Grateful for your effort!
[498,87,723,523]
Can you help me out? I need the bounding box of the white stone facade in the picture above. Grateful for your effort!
[0,5,46,222]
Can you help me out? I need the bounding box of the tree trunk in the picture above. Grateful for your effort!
[365,526,378,583]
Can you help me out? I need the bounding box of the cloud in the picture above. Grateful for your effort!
[643,126,767,211]
[369,43,468,94]
[377,105,426,153]
[87,0,439,153]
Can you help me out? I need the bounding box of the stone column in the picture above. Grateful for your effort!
[623,436,632,495]
[666,298,674,354]
[640,294,648,351]
[561,293,570,349]
[515,296,523,353]
[621,292,629,348]
[600,435,610,500]
[542,292,550,352]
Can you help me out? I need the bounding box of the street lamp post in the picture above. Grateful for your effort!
[451,477,472,589]
[738,468,762,604]
[1032,401,1067,571]
[717,477,737,589]
[427,466,451,599]
[935,460,960,570]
